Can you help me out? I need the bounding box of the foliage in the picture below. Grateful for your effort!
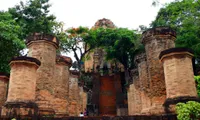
[8,0,60,38]
[194,76,200,97]
[0,11,25,73]
[95,27,143,70]
[151,0,200,65]
[176,101,200,120]
[79,73,93,89]
[92,27,143,83]
[59,26,98,70]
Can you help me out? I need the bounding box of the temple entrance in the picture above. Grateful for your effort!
[99,75,116,116]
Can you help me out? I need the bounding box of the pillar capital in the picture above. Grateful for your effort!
[26,33,59,48]
[9,56,41,67]
[159,48,194,62]
[142,27,176,44]
[56,55,72,67]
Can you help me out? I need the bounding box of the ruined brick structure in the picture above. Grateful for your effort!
[0,73,9,116]
[127,27,198,115]
[0,19,198,118]
[0,33,88,118]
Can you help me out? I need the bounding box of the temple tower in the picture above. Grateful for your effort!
[142,27,176,114]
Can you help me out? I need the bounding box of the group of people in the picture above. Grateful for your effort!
[79,109,88,117]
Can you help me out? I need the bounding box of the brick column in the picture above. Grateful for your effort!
[26,33,59,115]
[160,48,198,112]
[127,84,133,115]
[142,27,176,114]
[134,53,151,114]
[68,71,80,116]
[131,69,142,114]
[53,55,72,117]
[128,69,140,115]
[5,56,40,117]
[0,73,9,114]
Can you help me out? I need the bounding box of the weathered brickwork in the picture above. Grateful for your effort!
[2,57,40,117]
[142,27,176,114]
[26,34,59,115]
[160,48,197,99]
[134,53,151,114]
[127,84,134,115]
[99,75,116,116]
[128,69,141,115]
[68,71,80,116]
[0,74,9,108]
[7,57,40,102]
[53,55,72,116]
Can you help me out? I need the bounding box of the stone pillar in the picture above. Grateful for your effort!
[142,27,176,114]
[68,71,79,116]
[128,69,141,115]
[127,84,133,115]
[160,48,197,112]
[5,56,40,117]
[26,33,59,115]
[131,69,142,114]
[53,55,72,117]
[0,73,9,114]
[134,53,151,114]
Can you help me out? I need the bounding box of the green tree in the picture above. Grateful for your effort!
[59,26,98,70]
[8,0,59,38]
[151,0,200,66]
[0,11,25,73]
[95,27,143,82]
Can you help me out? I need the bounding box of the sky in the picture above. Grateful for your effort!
[0,0,175,29]
[0,0,175,61]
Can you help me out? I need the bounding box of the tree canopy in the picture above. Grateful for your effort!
[0,0,62,73]
[95,27,142,70]
[58,26,99,70]
[8,0,60,39]
[151,0,200,60]
[0,11,25,73]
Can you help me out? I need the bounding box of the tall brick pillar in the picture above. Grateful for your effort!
[68,71,80,116]
[53,55,72,117]
[160,48,197,112]
[5,56,40,117]
[131,69,142,114]
[142,27,176,114]
[0,73,9,115]
[128,69,140,115]
[26,33,59,115]
[134,53,151,114]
